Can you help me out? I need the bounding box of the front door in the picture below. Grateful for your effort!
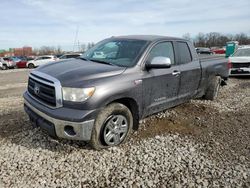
[142,41,180,116]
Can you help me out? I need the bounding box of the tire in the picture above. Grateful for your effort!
[28,63,35,69]
[204,76,221,100]
[2,64,8,70]
[90,103,133,150]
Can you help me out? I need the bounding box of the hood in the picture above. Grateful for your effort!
[36,59,126,87]
[229,56,250,63]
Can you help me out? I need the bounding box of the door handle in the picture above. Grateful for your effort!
[172,70,181,76]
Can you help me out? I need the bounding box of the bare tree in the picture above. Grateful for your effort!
[55,46,62,55]
[206,32,221,47]
[38,46,55,55]
[87,42,95,50]
[80,44,87,52]
[233,33,249,45]
[194,32,206,47]
[182,33,192,41]
[193,32,250,47]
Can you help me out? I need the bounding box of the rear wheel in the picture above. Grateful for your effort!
[28,63,35,69]
[2,64,8,70]
[90,103,133,150]
[204,76,221,100]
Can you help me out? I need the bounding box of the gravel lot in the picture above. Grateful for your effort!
[0,69,249,187]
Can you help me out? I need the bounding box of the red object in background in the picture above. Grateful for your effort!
[227,59,232,69]
[16,60,27,68]
[212,49,225,54]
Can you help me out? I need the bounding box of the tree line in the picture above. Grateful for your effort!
[33,42,95,56]
[182,32,250,48]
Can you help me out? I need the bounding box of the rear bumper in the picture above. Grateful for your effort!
[23,92,97,141]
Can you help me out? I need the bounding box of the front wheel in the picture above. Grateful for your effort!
[90,103,133,150]
[204,76,221,100]
[28,63,35,69]
[2,65,8,70]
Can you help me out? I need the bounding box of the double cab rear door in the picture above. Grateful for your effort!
[142,40,201,116]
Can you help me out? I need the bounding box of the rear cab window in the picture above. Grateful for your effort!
[176,41,192,64]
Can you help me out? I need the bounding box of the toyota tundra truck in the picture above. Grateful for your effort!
[23,35,229,149]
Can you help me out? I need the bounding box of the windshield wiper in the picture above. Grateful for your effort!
[89,59,115,66]
[78,57,89,61]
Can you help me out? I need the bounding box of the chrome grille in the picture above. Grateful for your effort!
[27,71,63,108]
[232,62,250,68]
[28,77,56,106]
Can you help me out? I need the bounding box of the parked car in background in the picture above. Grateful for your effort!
[0,61,2,70]
[26,55,57,68]
[0,57,16,70]
[196,47,213,55]
[212,48,226,54]
[58,53,82,60]
[229,47,250,76]
[16,59,28,68]
[11,56,22,63]
[56,54,64,58]
[16,56,33,68]
[26,56,35,61]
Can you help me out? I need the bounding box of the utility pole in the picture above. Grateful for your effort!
[73,25,79,52]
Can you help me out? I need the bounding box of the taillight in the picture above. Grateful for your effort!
[228,59,232,69]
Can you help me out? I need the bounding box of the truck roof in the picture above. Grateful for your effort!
[112,35,185,42]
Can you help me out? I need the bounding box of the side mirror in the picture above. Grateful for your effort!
[146,56,171,69]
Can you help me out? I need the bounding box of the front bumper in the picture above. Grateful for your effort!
[24,95,96,141]
[229,68,250,76]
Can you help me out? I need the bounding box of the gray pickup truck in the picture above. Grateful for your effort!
[23,35,229,149]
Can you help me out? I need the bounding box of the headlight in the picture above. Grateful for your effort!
[62,87,95,102]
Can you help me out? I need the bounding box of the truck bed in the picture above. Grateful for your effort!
[199,54,227,63]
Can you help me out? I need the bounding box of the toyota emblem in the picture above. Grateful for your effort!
[34,85,40,95]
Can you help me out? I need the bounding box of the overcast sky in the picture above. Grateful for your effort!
[0,0,250,50]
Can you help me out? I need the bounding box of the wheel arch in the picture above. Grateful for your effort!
[107,97,140,130]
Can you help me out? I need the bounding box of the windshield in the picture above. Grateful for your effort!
[233,48,250,57]
[81,39,148,67]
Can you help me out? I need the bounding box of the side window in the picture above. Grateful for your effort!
[42,57,51,60]
[235,49,250,57]
[68,55,79,58]
[245,49,250,56]
[177,42,192,64]
[148,42,175,64]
